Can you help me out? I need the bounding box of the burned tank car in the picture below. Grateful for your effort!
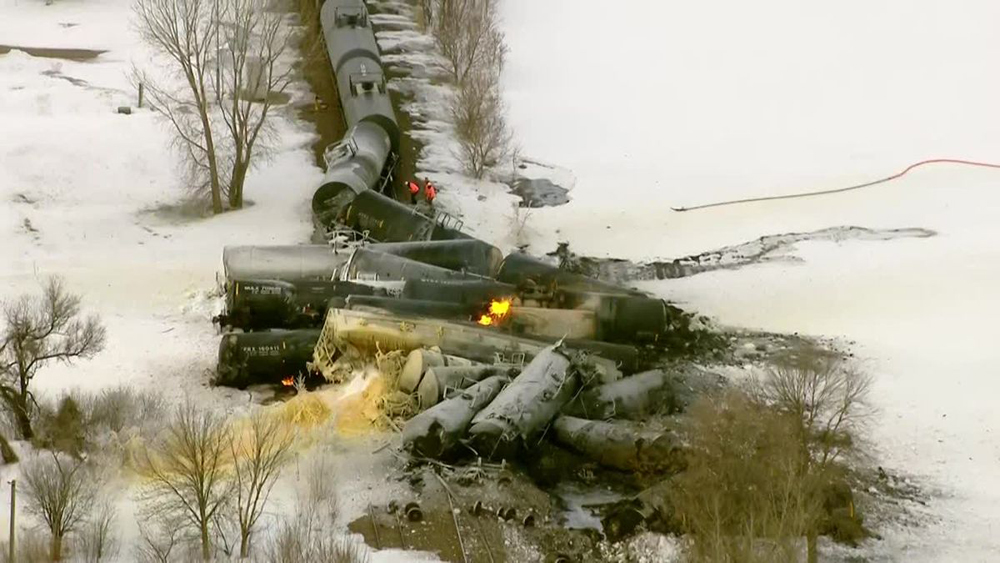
[340,247,487,283]
[550,290,672,344]
[344,295,476,321]
[370,239,504,277]
[335,190,437,242]
[215,330,322,389]
[221,279,376,330]
[403,279,518,306]
[497,252,645,297]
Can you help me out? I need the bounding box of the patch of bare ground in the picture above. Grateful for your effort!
[0,44,106,61]
[290,0,346,169]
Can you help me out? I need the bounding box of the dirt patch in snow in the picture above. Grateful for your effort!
[555,225,936,284]
[0,44,106,61]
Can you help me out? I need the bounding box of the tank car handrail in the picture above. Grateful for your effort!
[334,5,368,28]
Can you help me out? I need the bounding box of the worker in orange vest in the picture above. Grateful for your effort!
[406,179,420,204]
[424,178,437,204]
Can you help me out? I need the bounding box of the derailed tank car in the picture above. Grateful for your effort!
[222,245,352,282]
[312,0,402,231]
[498,253,645,296]
[215,330,322,389]
[371,239,503,277]
[340,248,486,283]
[220,279,377,330]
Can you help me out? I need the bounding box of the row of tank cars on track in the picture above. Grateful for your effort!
[214,0,682,389]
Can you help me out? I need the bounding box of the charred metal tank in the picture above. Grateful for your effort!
[370,239,504,277]
[340,247,485,283]
[215,330,321,389]
[337,190,437,242]
[497,253,644,296]
[402,279,518,306]
[222,245,352,282]
[220,279,377,330]
[551,291,673,344]
[343,295,475,321]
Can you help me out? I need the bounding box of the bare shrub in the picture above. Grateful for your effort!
[21,453,102,561]
[671,391,817,563]
[88,385,166,437]
[256,450,367,563]
[136,402,233,561]
[0,277,105,440]
[0,529,51,563]
[751,353,873,562]
[35,394,87,458]
[231,413,295,558]
[135,512,188,563]
[431,0,506,83]
[77,500,119,563]
[450,68,512,178]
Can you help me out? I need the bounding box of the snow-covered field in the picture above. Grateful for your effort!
[502,1,1000,560]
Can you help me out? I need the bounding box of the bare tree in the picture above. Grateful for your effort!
[432,0,506,84]
[135,513,186,563]
[215,0,294,209]
[78,500,119,563]
[0,277,105,439]
[257,451,369,563]
[133,0,226,213]
[751,353,873,563]
[451,67,512,178]
[137,402,233,561]
[671,391,818,563]
[231,412,295,558]
[21,453,102,561]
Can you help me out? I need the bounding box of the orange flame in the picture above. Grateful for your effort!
[281,376,295,387]
[489,299,511,318]
[477,299,511,326]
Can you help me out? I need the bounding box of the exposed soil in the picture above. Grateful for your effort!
[0,44,106,61]
[554,225,936,284]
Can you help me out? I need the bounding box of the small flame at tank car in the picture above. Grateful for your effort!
[215,330,322,389]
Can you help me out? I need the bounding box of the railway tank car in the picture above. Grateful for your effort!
[312,0,401,230]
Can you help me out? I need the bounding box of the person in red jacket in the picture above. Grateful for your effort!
[406,180,420,204]
[424,178,437,204]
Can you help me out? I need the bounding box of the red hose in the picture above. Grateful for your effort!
[672,158,1000,212]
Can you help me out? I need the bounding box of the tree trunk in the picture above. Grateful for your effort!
[51,532,62,561]
[229,158,247,209]
[807,530,818,563]
[13,401,32,440]
[203,113,223,214]
[201,520,211,561]
[239,531,250,559]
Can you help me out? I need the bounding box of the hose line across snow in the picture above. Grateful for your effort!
[671,158,1000,212]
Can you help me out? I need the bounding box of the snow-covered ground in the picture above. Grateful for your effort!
[502,1,1000,560]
